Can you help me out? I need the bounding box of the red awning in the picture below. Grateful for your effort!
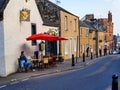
[26,33,68,41]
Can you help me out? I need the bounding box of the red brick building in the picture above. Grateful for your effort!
[99,11,114,50]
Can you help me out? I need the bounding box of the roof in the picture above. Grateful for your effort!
[35,0,60,27]
[83,19,106,32]
[80,20,90,28]
[0,0,79,26]
[0,0,9,21]
[35,0,79,27]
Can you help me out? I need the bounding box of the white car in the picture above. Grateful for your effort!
[112,50,119,55]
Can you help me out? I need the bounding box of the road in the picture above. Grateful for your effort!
[1,55,120,90]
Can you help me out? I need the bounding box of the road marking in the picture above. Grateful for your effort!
[21,78,29,82]
[86,62,90,65]
[0,85,7,88]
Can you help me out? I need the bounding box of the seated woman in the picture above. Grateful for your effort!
[19,51,31,72]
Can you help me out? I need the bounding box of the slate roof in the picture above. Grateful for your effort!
[35,0,78,27]
[80,20,94,33]
[0,0,9,21]
[90,19,106,32]
[0,0,78,27]
[83,19,106,32]
[80,20,90,28]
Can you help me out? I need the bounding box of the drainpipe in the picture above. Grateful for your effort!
[96,29,98,58]
[78,20,80,57]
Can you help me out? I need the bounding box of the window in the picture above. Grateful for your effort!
[83,45,85,52]
[89,33,92,39]
[86,44,89,49]
[74,38,77,52]
[80,28,82,36]
[86,29,89,36]
[64,40,68,54]
[31,23,37,45]
[64,16,68,30]
[74,19,77,32]
[80,45,82,53]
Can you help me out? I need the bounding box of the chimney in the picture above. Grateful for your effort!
[108,11,112,23]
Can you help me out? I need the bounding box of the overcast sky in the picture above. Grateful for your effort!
[49,0,120,35]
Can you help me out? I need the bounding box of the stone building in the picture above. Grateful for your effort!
[60,11,79,60]
[79,21,90,57]
[82,14,106,56]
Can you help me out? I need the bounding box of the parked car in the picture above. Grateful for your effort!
[111,50,119,55]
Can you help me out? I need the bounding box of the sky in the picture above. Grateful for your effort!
[49,0,120,35]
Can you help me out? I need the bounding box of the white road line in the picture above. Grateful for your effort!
[86,62,90,65]
[0,85,7,89]
[21,78,29,82]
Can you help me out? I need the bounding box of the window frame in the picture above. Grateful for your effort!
[64,40,68,55]
[64,16,68,30]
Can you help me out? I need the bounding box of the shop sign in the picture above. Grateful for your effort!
[20,9,30,21]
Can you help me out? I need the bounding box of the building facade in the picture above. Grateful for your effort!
[89,30,96,56]
[98,31,105,56]
[0,0,59,77]
[100,11,114,51]
[83,14,106,57]
[60,10,79,60]
[79,21,89,57]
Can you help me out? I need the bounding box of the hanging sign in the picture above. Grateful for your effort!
[20,9,30,21]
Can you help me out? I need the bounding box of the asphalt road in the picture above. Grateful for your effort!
[1,55,120,90]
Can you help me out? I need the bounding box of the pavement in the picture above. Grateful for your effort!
[0,55,105,86]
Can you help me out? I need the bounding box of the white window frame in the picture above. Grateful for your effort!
[80,45,82,53]
[74,38,77,52]
[64,40,68,54]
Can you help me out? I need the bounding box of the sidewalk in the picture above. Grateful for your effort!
[0,56,103,86]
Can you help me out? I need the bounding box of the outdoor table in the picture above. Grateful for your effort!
[30,58,43,69]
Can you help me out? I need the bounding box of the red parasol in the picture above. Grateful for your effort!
[26,33,68,41]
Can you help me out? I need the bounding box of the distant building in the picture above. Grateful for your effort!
[79,20,90,57]
[82,14,106,56]
[99,11,114,50]
[113,35,117,50]
[115,34,120,49]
